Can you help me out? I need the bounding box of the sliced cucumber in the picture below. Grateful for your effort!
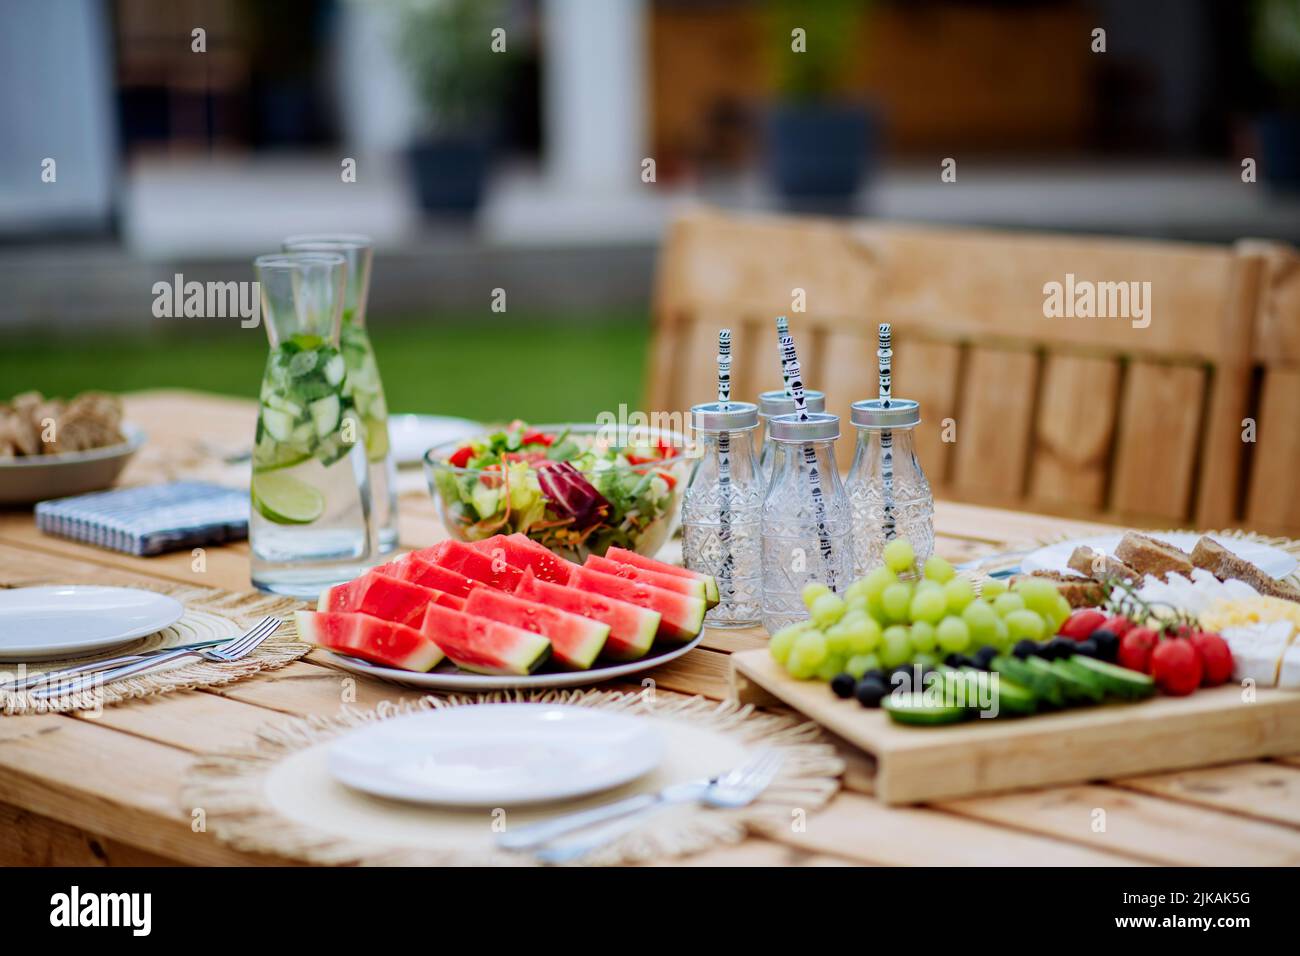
[323,354,346,386]
[1070,655,1156,700]
[1049,659,1105,704]
[961,667,1036,716]
[261,407,296,442]
[264,392,303,417]
[1020,656,1068,708]
[310,394,342,439]
[471,483,500,521]
[882,692,968,726]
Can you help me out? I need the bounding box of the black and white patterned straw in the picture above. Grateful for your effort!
[878,323,897,542]
[778,331,837,578]
[776,316,792,397]
[716,330,735,607]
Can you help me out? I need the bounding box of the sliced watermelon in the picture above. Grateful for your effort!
[385,552,478,599]
[516,568,658,660]
[317,571,432,628]
[428,539,524,591]
[419,603,551,676]
[604,546,719,605]
[584,553,712,606]
[567,566,705,643]
[464,587,607,669]
[470,532,575,584]
[296,610,445,671]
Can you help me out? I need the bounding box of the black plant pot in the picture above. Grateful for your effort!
[765,102,876,204]
[1254,112,1300,191]
[407,135,493,215]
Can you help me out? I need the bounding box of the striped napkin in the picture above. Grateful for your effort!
[35,481,248,556]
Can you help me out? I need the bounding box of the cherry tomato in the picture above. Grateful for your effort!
[1187,631,1233,686]
[448,445,474,468]
[1118,626,1158,673]
[1150,638,1203,696]
[1059,608,1107,640]
[1101,614,1136,637]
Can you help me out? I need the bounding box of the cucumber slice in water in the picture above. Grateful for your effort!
[310,394,342,439]
[261,407,296,442]
[323,354,346,386]
[251,472,325,525]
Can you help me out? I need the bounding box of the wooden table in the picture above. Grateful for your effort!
[2,390,1298,867]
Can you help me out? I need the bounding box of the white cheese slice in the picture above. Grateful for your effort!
[1224,620,1294,688]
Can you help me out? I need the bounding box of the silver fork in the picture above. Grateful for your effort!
[1,636,234,693]
[499,749,784,861]
[32,616,280,699]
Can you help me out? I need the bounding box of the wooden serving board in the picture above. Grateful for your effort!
[730,648,1300,805]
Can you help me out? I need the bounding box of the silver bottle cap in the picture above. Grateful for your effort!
[850,398,920,429]
[759,389,825,418]
[768,412,840,442]
[691,401,759,431]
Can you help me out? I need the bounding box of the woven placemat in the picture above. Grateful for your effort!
[0,583,309,715]
[182,690,844,866]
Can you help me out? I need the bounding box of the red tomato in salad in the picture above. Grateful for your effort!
[521,430,554,447]
[656,469,676,489]
[448,445,474,468]
[625,453,657,466]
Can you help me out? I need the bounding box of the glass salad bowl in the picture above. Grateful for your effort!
[425,422,689,563]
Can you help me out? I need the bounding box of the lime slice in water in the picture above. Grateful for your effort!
[252,471,325,524]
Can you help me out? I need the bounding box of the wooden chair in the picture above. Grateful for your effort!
[647,208,1300,536]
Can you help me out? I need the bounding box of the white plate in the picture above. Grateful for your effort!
[0,586,185,660]
[387,414,480,467]
[1021,532,1298,580]
[328,703,664,805]
[320,632,704,692]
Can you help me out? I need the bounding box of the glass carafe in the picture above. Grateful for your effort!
[846,399,934,578]
[761,412,853,633]
[283,234,398,555]
[249,252,373,598]
[682,402,763,628]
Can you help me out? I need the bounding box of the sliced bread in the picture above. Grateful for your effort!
[1191,536,1300,603]
[1067,545,1139,582]
[1010,571,1106,609]
[1113,531,1194,580]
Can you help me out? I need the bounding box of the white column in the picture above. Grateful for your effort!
[542,0,646,193]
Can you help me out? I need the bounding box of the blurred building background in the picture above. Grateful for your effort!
[2,0,1298,416]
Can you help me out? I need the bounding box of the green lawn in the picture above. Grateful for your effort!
[0,311,650,422]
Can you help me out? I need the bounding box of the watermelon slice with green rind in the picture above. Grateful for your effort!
[568,566,705,643]
[515,568,658,660]
[470,533,575,584]
[421,539,523,591]
[297,610,445,671]
[464,587,608,669]
[604,545,719,605]
[386,552,479,598]
[584,553,712,607]
[317,571,436,627]
[419,602,551,675]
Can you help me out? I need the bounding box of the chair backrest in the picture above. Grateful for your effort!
[648,208,1300,536]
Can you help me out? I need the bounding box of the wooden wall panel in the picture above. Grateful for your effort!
[895,339,962,491]
[1029,354,1121,511]
[1110,363,1206,521]
[1246,368,1300,537]
[950,348,1039,505]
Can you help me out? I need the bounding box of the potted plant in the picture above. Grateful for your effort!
[1252,0,1300,190]
[762,0,877,205]
[393,0,513,214]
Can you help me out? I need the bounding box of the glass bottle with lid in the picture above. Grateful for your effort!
[846,398,934,578]
[757,388,825,482]
[761,412,853,633]
[682,401,764,628]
